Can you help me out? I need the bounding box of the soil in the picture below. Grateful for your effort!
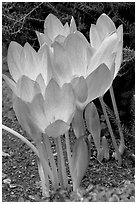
[2,71,135,202]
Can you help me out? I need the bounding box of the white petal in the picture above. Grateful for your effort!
[88,33,118,75]
[71,76,88,103]
[36,31,51,47]
[13,96,42,142]
[114,41,123,78]
[7,41,23,82]
[63,22,70,36]
[38,44,54,85]
[86,64,112,102]
[71,107,85,138]
[36,74,46,96]
[45,79,75,124]
[70,16,77,33]
[52,42,73,86]
[45,120,70,137]
[20,43,39,80]
[97,13,116,41]
[54,35,66,45]
[90,24,102,49]
[28,93,49,133]
[44,13,64,42]
[16,75,40,102]
[71,136,89,191]
[65,33,88,77]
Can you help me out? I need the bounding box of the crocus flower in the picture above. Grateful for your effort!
[36,13,77,47]
[3,41,76,142]
[51,30,117,138]
[52,31,117,109]
[89,13,123,78]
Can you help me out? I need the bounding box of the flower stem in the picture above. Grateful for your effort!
[99,97,122,166]
[55,136,68,189]
[36,140,54,186]
[2,125,39,157]
[55,137,64,189]
[37,157,50,197]
[65,131,72,176]
[42,134,59,189]
[109,85,125,151]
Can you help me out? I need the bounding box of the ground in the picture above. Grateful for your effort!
[2,71,135,202]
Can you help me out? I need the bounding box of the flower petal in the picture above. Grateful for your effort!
[71,76,88,103]
[70,16,77,33]
[38,44,54,85]
[71,107,85,138]
[85,102,101,154]
[54,35,66,45]
[71,136,89,191]
[7,41,23,82]
[52,42,73,86]
[97,13,116,41]
[27,93,49,133]
[45,79,75,124]
[86,63,112,102]
[88,33,118,75]
[117,25,123,42]
[36,31,51,47]
[20,43,39,80]
[45,120,70,137]
[113,25,123,78]
[44,14,64,42]
[114,41,123,78]
[90,24,102,49]
[16,75,40,102]
[13,96,42,143]
[36,74,46,96]
[63,22,70,36]
[65,33,88,77]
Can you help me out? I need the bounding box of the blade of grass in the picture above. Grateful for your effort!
[99,97,122,166]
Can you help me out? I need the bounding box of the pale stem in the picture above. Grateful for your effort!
[99,97,122,166]
[36,140,54,187]
[57,136,68,189]
[42,134,59,189]
[37,157,49,197]
[65,131,72,176]
[109,85,125,147]
[55,136,68,189]
[55,137,64,189]
[2,125,39,158]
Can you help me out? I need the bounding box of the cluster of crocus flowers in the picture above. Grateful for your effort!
[3,13,124,194]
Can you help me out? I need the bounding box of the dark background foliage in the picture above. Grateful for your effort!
[2,2,135,48]
[2,2,135,127]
